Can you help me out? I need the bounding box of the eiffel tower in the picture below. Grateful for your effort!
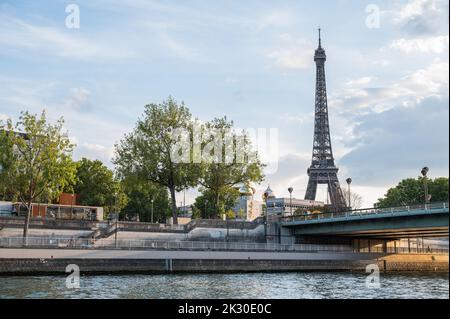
[304,29,346,210]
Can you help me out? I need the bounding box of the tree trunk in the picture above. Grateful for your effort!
[169,186,178,225]
[214,191,220,219]
[23,203,32,245]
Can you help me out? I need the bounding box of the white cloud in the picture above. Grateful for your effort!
[258,11,294,29]
[63,88,92,112]
[398,60,449,100]
[0,114,10,121]
[391,0,448,34]
[330,60,449,114]
[0,13,134,60]
[279,112,313,125]
[75,143,115,165]
[158,33,208,63]
[390,35,449,54]
[344,77,377,87]
[268,50,310,71]
[267,34,312,71]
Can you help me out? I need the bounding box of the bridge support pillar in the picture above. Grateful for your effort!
[266,217,295,245]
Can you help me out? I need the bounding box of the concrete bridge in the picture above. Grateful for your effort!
[279,202,449,239]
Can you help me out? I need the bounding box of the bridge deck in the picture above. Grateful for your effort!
[280,203,449,239]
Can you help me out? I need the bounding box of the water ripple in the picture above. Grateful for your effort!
[0,272,448,299]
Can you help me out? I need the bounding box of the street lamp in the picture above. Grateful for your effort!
[346,178,352,210]
[114,193,118,248]
[151,198,154,223]
[421,167,430,205]
[262,191,268,243]
[288,187,293,215]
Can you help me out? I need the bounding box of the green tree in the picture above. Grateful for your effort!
[114,97,199,224]
[193,187,240,219]
[0,111,77,239]
[429,177,449,203]
[121,174,170,222]
[198,117,264,218]
[74,158,127,216]
[0,127,16,201]
[376,176,449,207]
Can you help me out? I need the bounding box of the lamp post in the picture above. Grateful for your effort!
[262,192,268,243]
[151,198,154,223]
[346,178,352,210]
[421,167,430,206]
[71,193,75,219]
[226,214,229,243]
[288,187,293,215]
[183,189,186,215]
[114,193,118,248]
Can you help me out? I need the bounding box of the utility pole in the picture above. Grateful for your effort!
[421,167,430,206]
[226,216,229,243]
[346,178,352,210]
[114,193,118,248]
[151,198,154,223]
[183,189,186,215]
[288,187,293,215]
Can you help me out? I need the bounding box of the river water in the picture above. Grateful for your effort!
[0,272,448,299]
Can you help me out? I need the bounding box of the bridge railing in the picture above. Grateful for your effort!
[281,202,449,223]
[0,236,358,253]
[0,236,448,254]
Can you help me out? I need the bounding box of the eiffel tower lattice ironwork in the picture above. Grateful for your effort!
[304,29,346,210]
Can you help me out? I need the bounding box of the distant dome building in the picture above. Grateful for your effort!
[232,182,263,221]
[238,183,256,198]
[263,185,276,200]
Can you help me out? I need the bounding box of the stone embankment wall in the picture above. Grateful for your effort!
[0,248,447,274]
[377,253,449,272]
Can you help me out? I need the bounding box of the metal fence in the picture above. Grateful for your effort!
[0,216,263,233]
[281,202,449,223]
[0,237,354,252]
[0,237,448,254]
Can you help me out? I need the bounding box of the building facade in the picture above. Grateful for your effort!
[263,185,324,216]
[266,197,324,216]
[232,184,264,221]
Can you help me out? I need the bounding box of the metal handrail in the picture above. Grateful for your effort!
[0,237,356,253]
[0,236,448,254]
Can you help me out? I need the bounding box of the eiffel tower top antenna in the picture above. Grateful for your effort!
[318,27,321,48]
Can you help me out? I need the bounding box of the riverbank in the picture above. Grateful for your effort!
[0,248,447,274]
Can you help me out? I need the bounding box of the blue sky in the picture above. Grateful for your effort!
[0,0,448,207]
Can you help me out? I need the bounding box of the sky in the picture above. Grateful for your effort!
[0,0,448,207]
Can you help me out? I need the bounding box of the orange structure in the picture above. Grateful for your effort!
[12,193,103,221]
[58,193,79,206]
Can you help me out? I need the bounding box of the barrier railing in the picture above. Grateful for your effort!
[281,202,449,224]
[0,216,263,233]
[0,237,355,252]
[0,237,447,254]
